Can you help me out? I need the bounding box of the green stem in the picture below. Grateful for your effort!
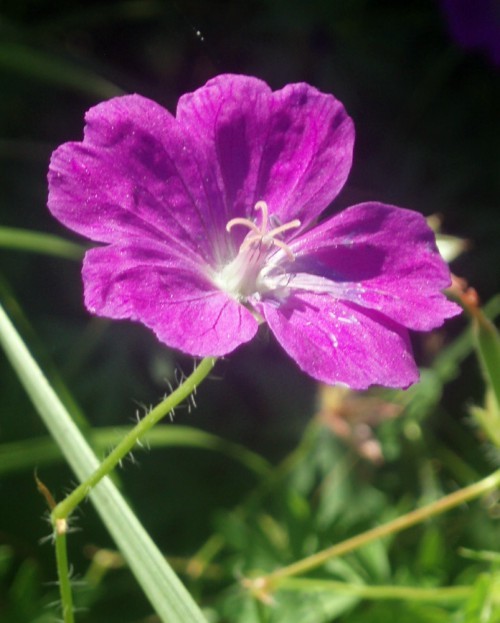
[52,357,216,522]
[49,357,216,621]
[277,578,471,603]
[473,309,500,412]
[0,425,271,478]
[258,467,500,587]
[186,534,226,580]
[55,531,75,623]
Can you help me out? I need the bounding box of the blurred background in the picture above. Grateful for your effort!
[1,1,499,621]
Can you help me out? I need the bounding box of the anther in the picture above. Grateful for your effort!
[225,201,301,261]
[226,217,260,235]
[254,200,269,230]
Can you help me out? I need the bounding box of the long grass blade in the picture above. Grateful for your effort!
[0,302,207,623]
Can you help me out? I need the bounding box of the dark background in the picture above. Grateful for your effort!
[1,1,499,621]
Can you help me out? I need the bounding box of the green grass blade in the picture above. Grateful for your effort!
[0,227,85,260]
[0,302,207,623]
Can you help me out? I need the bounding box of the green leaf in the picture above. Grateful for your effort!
[0,302,208,623]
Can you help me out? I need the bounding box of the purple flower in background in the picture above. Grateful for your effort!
[48,74,460,389]
[440,0,500,66]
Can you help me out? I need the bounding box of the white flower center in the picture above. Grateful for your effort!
[213,201,300,303]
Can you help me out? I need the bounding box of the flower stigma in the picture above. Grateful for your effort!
[213,201,301,304]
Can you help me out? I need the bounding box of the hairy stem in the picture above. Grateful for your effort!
[52,357,216,524]
[55,531,75,623]
[50,357,216,620]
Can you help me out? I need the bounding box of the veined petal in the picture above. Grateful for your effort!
[82,244,258,356]
[262,292,418,389]
[47,76,460,387]
[176,74,354,232]
[289,203,461,331]
[48,94,221,265]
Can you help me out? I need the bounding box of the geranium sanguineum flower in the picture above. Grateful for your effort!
[48,74,460,389]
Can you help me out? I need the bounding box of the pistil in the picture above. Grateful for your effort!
[215,201,301,302]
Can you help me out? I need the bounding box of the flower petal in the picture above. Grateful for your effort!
[82,244,258,356]
[48,94,223,264]
[262,292,418,389]
[289,203,461,331]
[176,74,354,230]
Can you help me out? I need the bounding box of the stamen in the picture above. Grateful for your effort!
[266,219,301,239]
[254,200,269,231]
[269,238,296,261]
[226,217,260,235]
[225,200,301,261]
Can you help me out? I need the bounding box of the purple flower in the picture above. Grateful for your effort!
[48,74,460,389]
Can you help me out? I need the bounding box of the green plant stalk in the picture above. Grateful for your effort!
[432,294,500,383]
[0,425,271,477]
[257,467,500,588]
[186,534,226,580]
[51,357,216,623]
[49,357,215,620]
[55,531,75,623]
[52,356,216,522]
[0,302,211,623]
[277,577,471,602]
